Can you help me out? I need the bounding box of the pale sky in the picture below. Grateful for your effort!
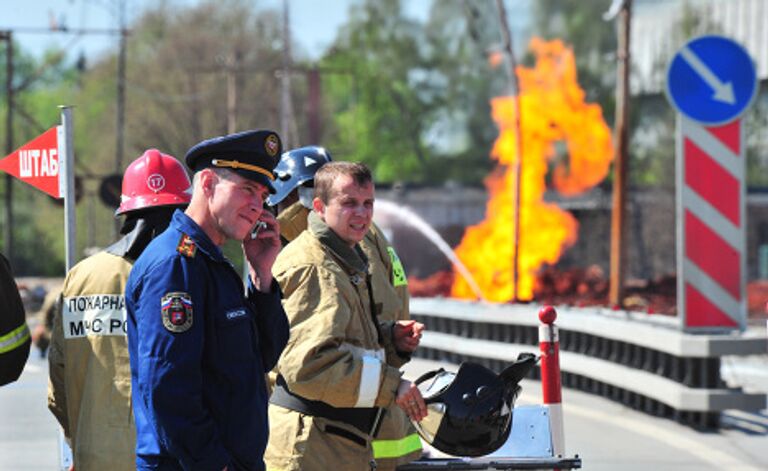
[1,0,434,62]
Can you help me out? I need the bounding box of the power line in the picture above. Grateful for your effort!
[1,26,124,36]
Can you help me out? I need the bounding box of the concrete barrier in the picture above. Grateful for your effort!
[409,298,767,429]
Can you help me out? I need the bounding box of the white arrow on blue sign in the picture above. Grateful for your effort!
[666,35,757,125]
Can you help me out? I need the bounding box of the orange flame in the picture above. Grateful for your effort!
[451,38,614,302]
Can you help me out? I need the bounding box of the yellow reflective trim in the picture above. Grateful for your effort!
[0,323,30,354]
[372,433,422,459]
[387,247,408,287]
[211,159,275,180]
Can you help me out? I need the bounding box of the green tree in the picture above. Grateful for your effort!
[418,0,505,183]
[318,0,509,184]
[319,0,433,181]
[0,38,83,274]
[1,0,295,274]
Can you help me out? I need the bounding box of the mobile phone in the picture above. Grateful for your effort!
[250,221,268,239]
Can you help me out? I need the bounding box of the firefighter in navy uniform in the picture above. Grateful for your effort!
[47,149,192,470]
[0,250,31,387]
[126,130,289,471]
[267,147,423,469]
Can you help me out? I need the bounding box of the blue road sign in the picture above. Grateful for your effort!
[666,35,757,125]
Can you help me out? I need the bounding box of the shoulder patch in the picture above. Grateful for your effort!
[387,246,408,287]
[161,292,193,333]
[177,234,197,258]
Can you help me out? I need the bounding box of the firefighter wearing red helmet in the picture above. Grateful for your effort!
[116,149,192,216]
[48,149,192,471]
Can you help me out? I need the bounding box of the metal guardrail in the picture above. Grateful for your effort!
[409,298,767,429]
[398,457,582,470]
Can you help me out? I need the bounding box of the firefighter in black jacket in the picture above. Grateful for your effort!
[0,250,31,386]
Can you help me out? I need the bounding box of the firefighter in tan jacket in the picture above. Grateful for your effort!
[47,150,192,470]
[267,147,422,469]
[265,162,426,471]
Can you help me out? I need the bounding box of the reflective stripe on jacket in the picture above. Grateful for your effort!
[363,224,422,468]
[0,251,30,386]
[0,323,29,354]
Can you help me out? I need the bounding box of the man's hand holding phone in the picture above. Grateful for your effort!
[243,207,280,292]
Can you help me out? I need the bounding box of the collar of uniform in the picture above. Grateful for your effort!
[171,209,226,262]
[308,211,368,274]
[277,201,310,243]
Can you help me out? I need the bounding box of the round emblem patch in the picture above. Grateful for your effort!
[147,173,166,193]
[265,134,279,157]
[161,292,193,333]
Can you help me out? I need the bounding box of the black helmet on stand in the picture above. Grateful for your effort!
[412,353,537,457]
[267,146,333,208]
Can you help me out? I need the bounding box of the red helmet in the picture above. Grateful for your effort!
[116,149,192,215]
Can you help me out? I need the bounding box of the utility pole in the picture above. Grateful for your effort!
[1,31,14,260]
[225,52,241,134]
[114,0,128,237]
[280,0,299,147]
[494,0,524,302]
[306,68,322,144]
[115,0,127,174]
[606,0,632,308]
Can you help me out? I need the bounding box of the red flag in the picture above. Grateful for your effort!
[0,127,61,198]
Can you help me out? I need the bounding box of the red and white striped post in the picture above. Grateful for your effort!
[677,117,746,331]
[538,305,565,457]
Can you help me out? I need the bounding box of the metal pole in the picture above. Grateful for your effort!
[495,0,523,302]
[3,31,13,259]
[59,106,76,271]
[609,0,632,308]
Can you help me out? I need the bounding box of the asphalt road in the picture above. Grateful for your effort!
[1,354,766,470]
[0,353,60,470]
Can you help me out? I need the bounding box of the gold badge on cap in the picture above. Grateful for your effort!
[265,134,279,157]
